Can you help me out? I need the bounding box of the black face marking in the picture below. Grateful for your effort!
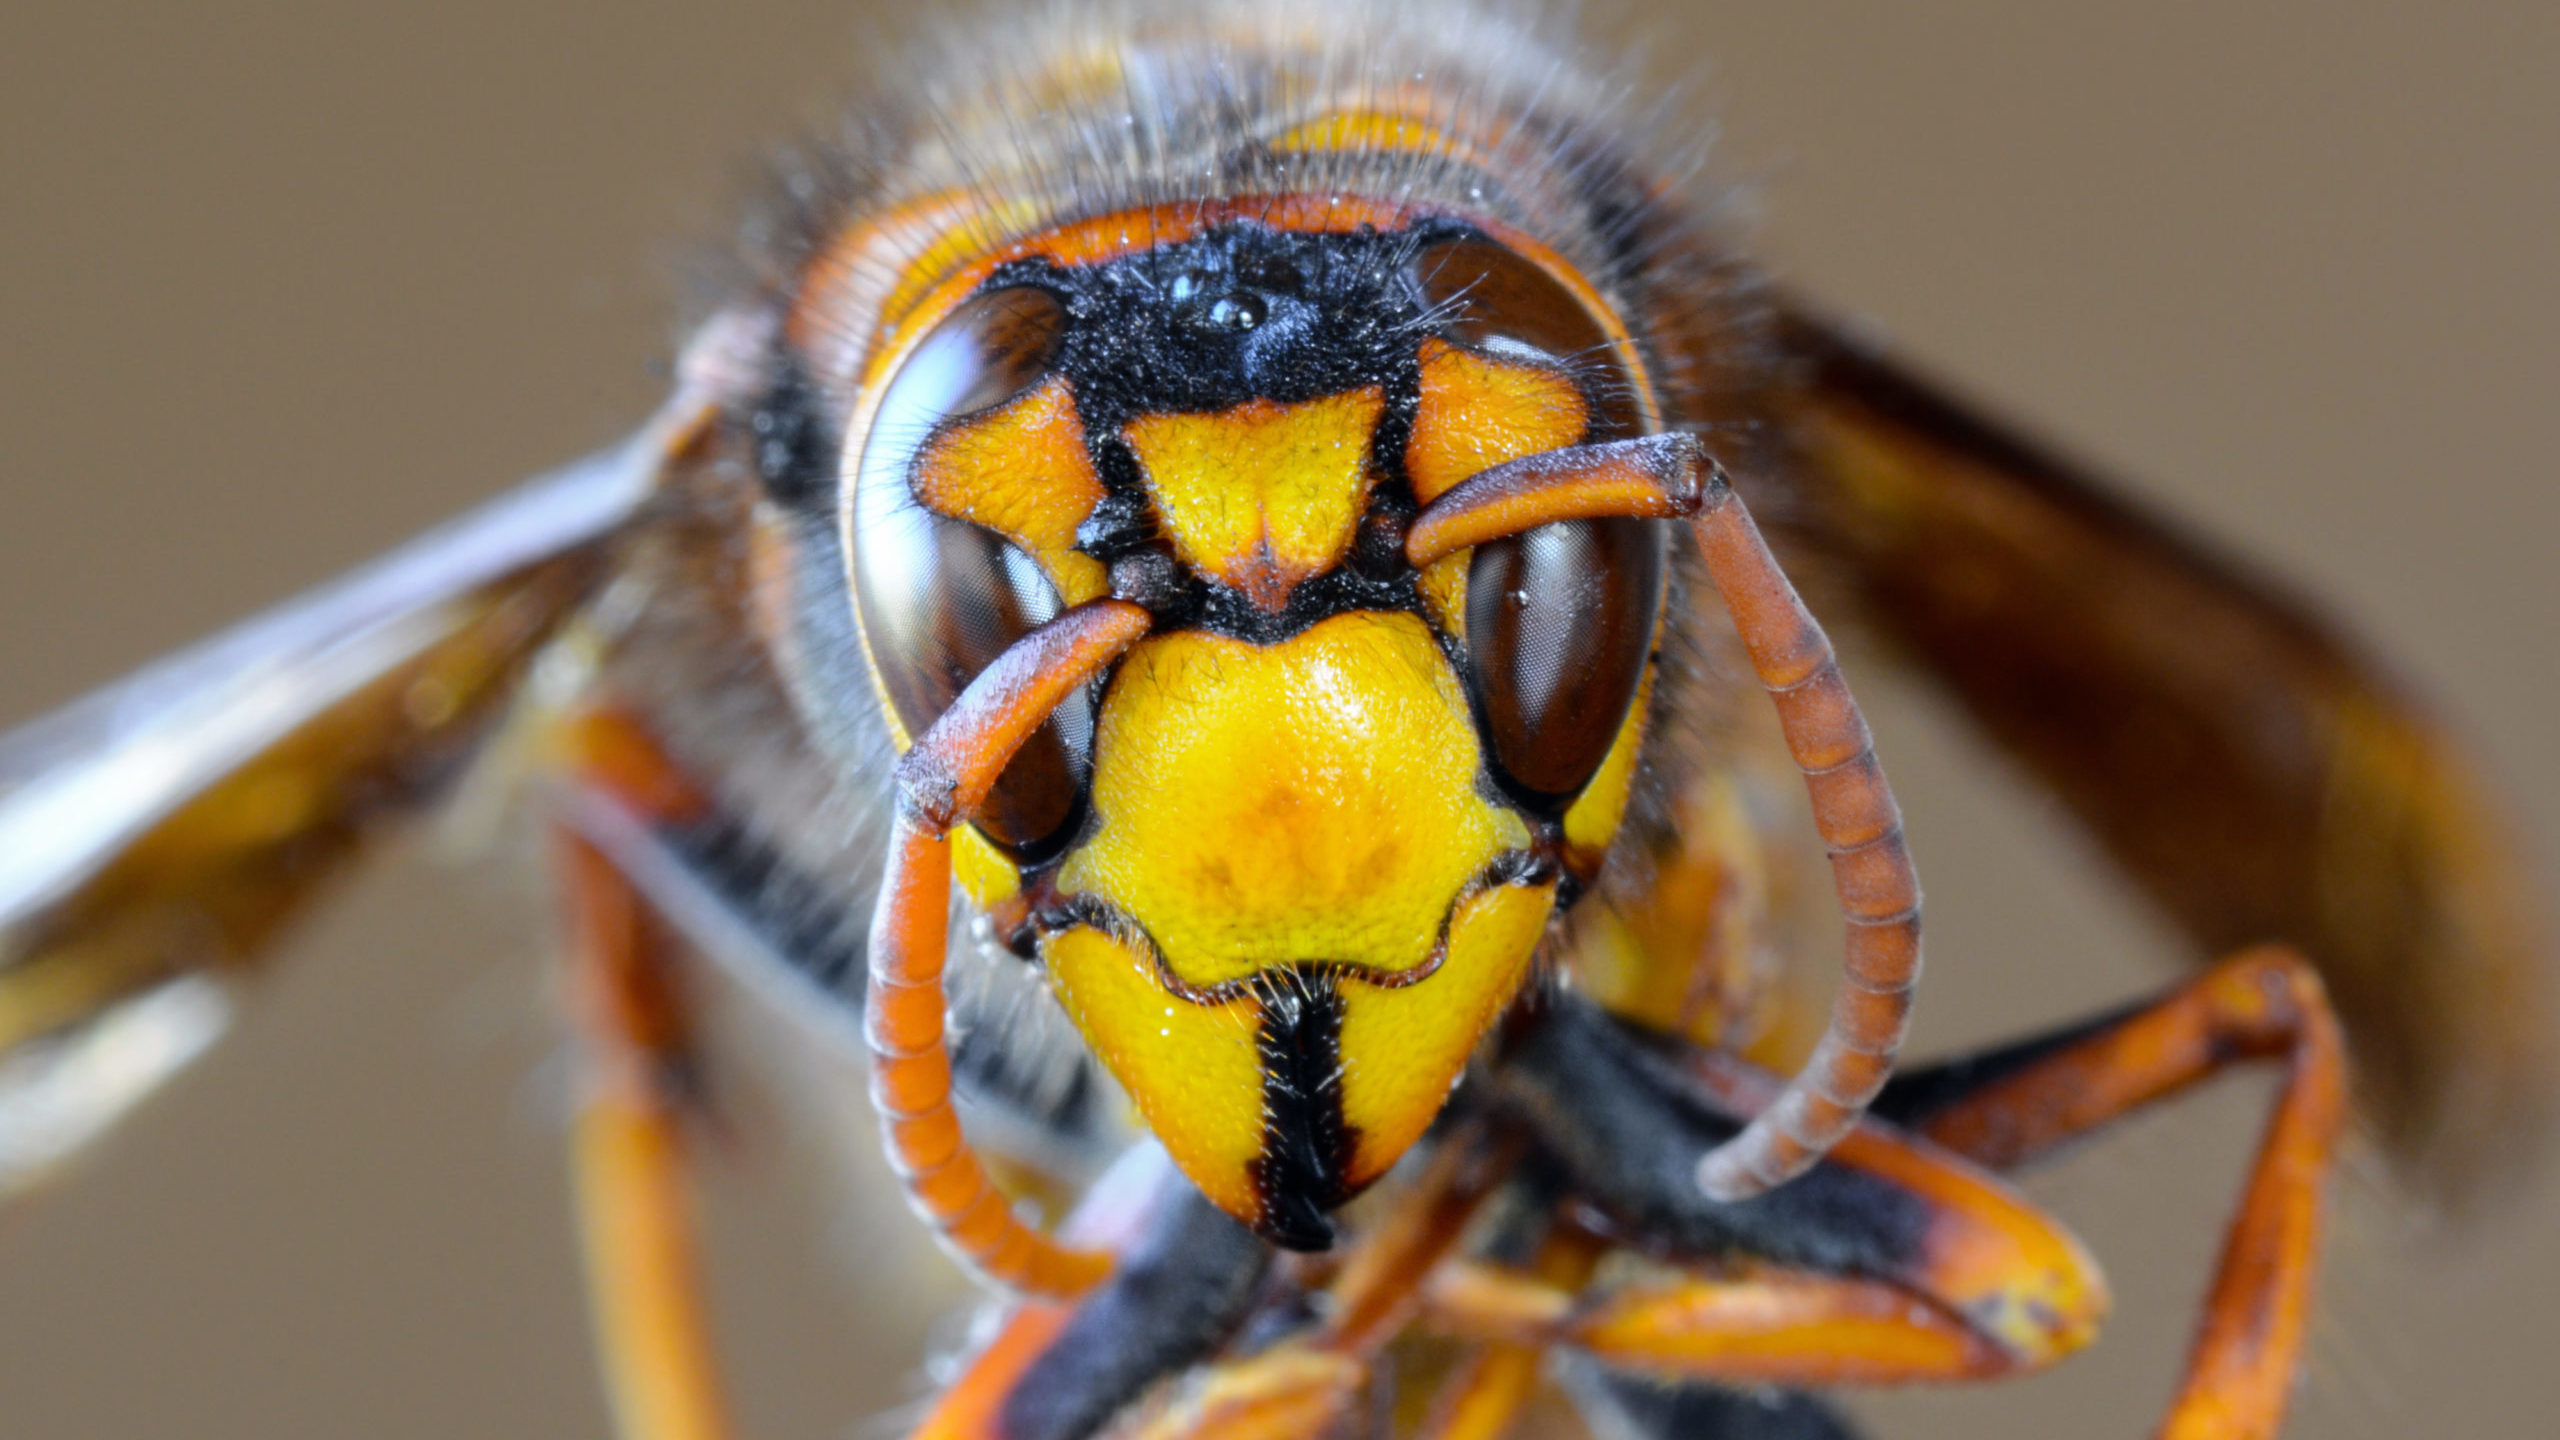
[1248,969,1359,1251]
[1071,485,1160,561]
[1189,559,1422,646]
[1493,993,1934,1278]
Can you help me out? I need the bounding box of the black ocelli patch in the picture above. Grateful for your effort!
[1189,561,1425,645]
[1247,968,1360,1251]
[995,219,1450,434]
[983,218,1465,645]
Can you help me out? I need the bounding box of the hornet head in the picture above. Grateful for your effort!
[841,208,1665,1247]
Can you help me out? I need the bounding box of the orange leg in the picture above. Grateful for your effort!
[1879,946,2349,1440]
[1424,1258,2030,1389]
[557,824,735,1440]
[1314,1120,1511,1353]
[1414,1345,1546,1440]
[1117,1126,1510,1440]
[1625,946,2345,1436]
[906,1147,1286,1440]
[911,1129,1509,1440]
[1413,1227,1607,1440]
[1490,991,2112,1377]
[1414,1110,2109,1390]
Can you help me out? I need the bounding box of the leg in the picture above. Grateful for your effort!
[905,1152,1277,1440]
[1415,1345,1545,1440]
[1424,1256,2032,1386]
[1874,946,2349,1440]
[1493,994,2109,1377]
[1558,1362,1868,1440]
[1428,1242,1881,1440]
[1402,1122,2065,1425]
[1121,1123,1508,1440]
[918,1126,1507,1440]
[1873,947,2344,1170]
[1414,1224,1603,1440]
[557,823,734,1440]
[995,1184,1271,1440]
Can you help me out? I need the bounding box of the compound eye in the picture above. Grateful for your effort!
[889,284,1067,423]
[1410,235,1639,436]
[1466,516,1665,808]
[849,285,1087,856]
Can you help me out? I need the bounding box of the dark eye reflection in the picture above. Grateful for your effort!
[1409,234,1641,437]
[848,284,1087,857]
[855,503,1090,854]
[1466,516,1665,808]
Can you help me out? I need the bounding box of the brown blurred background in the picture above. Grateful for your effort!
[1,2,2553,1436]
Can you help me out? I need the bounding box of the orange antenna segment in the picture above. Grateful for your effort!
[1687,471,1921,1199]
[1402,436,1703,567]
[866,598,1153,1297]
[1407,435,1923,1201]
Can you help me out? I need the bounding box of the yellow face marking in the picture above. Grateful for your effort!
[1405,338,1589,504]
[1043,611,1561,1227]
[1562,668,1653,866]
[1042,926,1268,1223]
[1335,879,1554,1188]
[1416,553,1468,640]
[1571,770,1772,1051]
[1059,611,1531,990]
[910,375,1110,604]
[949,825,1021,909]
[1121,389,1385,609]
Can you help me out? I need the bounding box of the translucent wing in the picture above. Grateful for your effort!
[1759,302,2552,1203]
[0,347,740,1198]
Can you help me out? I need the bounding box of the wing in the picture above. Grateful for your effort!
[1757,302,2552,1204]
[0,341,743,1199]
